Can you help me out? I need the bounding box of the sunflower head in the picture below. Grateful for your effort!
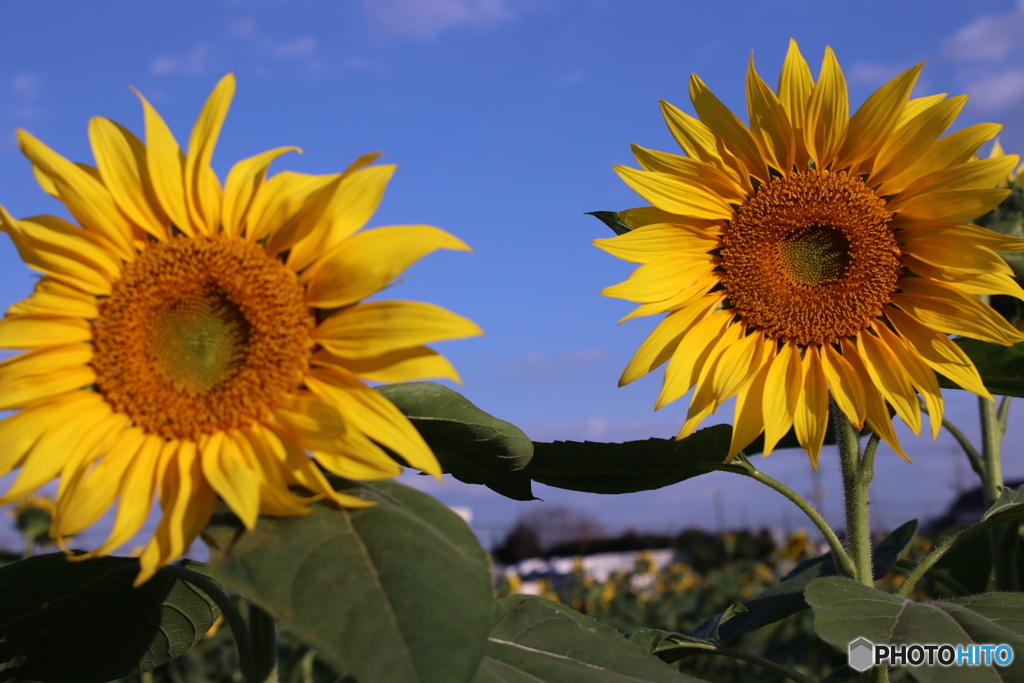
[9,494,56,546]
[0,74,481,582]
[596,40,1024,467]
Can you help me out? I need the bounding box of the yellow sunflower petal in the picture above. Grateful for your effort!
[902,256,1024,298]
[244,171,340,243]
[841,340,909,460]
[89,117,168,241]
[16,130,135,259]
[746,54,796,173]
[0,315,92,348]
[184,74,234,235]
[303,225,470,308]
[897,94,947,128]
[51,426,144,538]
[726,346,774,461]
[631,144,747,203]
[136,442,217,585]
[0,345,95,410]
[898,222,1024,252]
[614,166,735,220]
[873,323,943,440]
[803,47,848,169]
[132,86,192,236]
[870,95,968,191]
[6,278,98,319]
[893,279,1024,345]
[0,207,120,295]
[677,322,747,439]
[889,156,1019,211]
[793,346,828,468]
[230,431,309,517]
[838,63,921,169]
[894,188,1010,223]
[689,73,769,182]
[305,366,441,476]
[594,222,720,264]
[878,121,1000,196]
[820,343,866,429]
[200,430,261,531]
[287,163,397,272]
[0,392,98,477]
[619,296,720,386]
[903,237,1012,275]
[311,346,461,384]
[313,300,481,359]
[0,396,112,505]
[600,253,717,303]
[857,330,921,435]
[617,274,720,322]
[656,311,733,409]
[762,341,802,457]
[885,307,992,400]
[221,146,301,239]
[659,99,723,166]
[777,38,814,170]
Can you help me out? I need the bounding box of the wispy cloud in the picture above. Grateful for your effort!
[362,0,517,41]
[845,61,905,86]
[150,43,212,76]
[502,348,613,381]
[273,37,317,59]
[945,0,1024,62]
[961,67,1024,113]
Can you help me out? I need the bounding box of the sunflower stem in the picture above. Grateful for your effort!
[979,396,1012,591]
[249,602,279,683]
[834,401,874,586]
[744,470,855,578]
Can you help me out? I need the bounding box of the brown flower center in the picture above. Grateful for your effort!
[93,235,314,439]
[720,169,900,345]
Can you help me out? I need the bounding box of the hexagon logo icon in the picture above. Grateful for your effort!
[848,638,875,672]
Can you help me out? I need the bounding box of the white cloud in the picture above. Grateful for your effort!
[846,61,904,86]
[363,0,515,40]
[502,348,612,381]
[945,0,1024,62]
[150,43,211,76]
[227,16,256,39]
[963,67,1024,113]
[11,73,41,101]
[273,36,317,58]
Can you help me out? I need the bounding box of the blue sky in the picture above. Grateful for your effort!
[2,0,1024,549]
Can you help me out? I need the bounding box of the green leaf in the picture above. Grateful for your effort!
[806,577,1024,682]
[983,485,1024,523]
[0,554,220,683]
[377,382,536,501]
[472,595,710,682]
[203,480,492,683]
[529,418,866,496]
[940,339,1024,398]
[689,520,918,644]
[529,425,754,494]
[588,210,635,235]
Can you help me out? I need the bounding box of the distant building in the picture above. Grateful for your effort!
[924,480,1024,537]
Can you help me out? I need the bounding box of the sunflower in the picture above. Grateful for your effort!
[596,40,1024,467]
[0,74,481,583]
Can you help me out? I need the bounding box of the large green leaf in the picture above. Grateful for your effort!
[0,555,220,683]
[529,418,861,495]
[377,382,536,500]
[806,577,1024,682]
[529,425,754,494]
[939,339,1024,398]
[472,595,708,682]
[686,520,918,646]
[203,479,492,683]
[983,486,1024,523]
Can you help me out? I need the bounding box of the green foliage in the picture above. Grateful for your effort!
[377,382,536,500]
[692,520,918,644]
[203,480,493,683]
[941,339,1024,398]
[473,595,706,682]
[529,426,754,494]
[806,577,1024,682]
[0,555,220,683]
[587,210,635,235]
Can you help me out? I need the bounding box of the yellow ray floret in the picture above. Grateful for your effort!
[598,39,1024,467]
[0,74,480,583]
